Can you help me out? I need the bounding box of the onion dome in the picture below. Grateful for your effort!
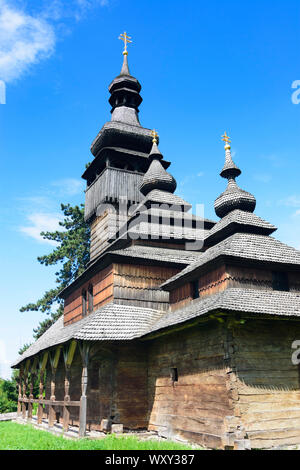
[108,32,142,125]
[140,130,177,196]
[214,132,256,218]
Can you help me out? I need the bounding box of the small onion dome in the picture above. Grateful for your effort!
[214,178,256,218]
[215,132,256,218]
[140,139,177,196]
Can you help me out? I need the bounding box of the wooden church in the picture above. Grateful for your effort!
[12,34,300,450]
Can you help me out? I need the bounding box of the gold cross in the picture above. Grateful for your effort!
[151,129,159,144]
[221,132,231,144]
[119,32,132,55]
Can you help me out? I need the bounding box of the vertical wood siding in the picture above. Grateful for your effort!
[64,265,114,326]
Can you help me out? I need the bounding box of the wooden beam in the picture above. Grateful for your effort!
[27,371,36,421]
[79,342,90,438]
[63,340,77,369]
[50,346,62,372]
[62,341,77,433]
[39,351,49,373]
[17,365,24,416]
[24,359,30,375]
[22,372,28,419]
[30,357,38,374]
[48,346,62,428]
[37,351,48,424]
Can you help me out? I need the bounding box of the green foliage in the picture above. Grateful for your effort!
[20,203,90,339]
[18,343,32,355]
[0,378,18,413]
[0,422,201,450]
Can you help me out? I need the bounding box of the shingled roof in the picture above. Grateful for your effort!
[12,303,163,367]
[162,232,300,289]
[204,209,277,246]
[136,189,191,210]
[145,288,300,336]
[109,245,202,264]
[13,288,300,367]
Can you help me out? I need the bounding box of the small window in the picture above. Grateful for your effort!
[170,368,178,383]
[82,290,87,316]
[272,272,289,292]
[192,280,199,299]
[88,285,94,313]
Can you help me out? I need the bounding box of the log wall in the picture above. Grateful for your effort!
[42,316,300,449]
[232,319,300,449]
[147,323,233,449]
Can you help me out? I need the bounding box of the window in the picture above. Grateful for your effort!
[272,272,289,292]
[88,285,94,313]
[170,368,178,383]
[82,290,87,316]
[192,280,199,299]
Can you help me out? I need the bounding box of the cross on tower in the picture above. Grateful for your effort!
[151,129,159,144]
[221,132,231,144]
[221,131,231,149]
[119,32,132,55]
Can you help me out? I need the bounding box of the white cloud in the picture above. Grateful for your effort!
[19,213,62,245]
[42,0,109,22]
[51,178,85,196]
[0,0,109,83]
[0,0,55,82]
[0,339,10,379]
[279,196,300,208]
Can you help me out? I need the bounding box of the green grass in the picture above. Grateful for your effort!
[0,422,201,450]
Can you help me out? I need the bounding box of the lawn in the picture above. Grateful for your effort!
[0,422,201,450]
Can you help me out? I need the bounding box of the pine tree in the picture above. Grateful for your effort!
[20,203,90,339]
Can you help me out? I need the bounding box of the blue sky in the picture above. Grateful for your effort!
[0,0,300,378]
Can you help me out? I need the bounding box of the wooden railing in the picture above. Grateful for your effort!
[17,340,91,438]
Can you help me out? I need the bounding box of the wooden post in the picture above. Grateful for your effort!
[17,365,24,416]
[28,358,38,421]
[22,360,30,419]
[48,347,62,428]
[63,369,70,432]
[27,376,34,421]
[63,340,77,433]
[79,342,90,438]
[37,352,48,424]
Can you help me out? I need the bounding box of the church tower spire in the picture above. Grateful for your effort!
[82,36,171,264]
[214,132,256,218]
[119,31,131,75]
[108,32,142,126]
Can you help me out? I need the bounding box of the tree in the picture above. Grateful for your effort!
[0,376,18,413]
[18,343,32,355]
[20,203,90,339]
